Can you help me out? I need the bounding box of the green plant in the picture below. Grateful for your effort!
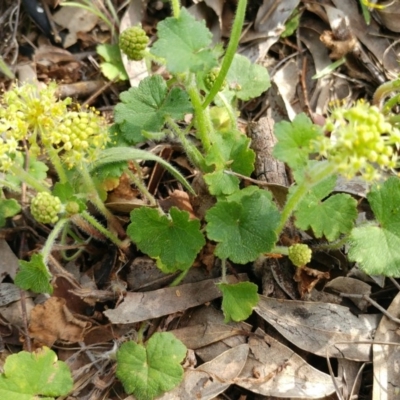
[3,0,400,398]
[119,26,149,61]
[0,347,73,399]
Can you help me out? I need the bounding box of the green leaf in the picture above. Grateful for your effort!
[349,177,400,276]
[206,187,280,263]
[0,198,21,227]
[273,113,322,169]
[151,8,217,74]
[116,333,187,400]
[127,207,205,273]
[6,155,48,187]
[89,147,195,195]
[97,44,128,81]
[294,175,358,240]
[218,282,259,322]
[114,75,193,143]
[0,346,73,399]
[14,254,53,294]
[223,54,270,101]
[204,170,240,196]
[204,130,255,196]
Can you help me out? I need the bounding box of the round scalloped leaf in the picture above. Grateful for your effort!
[116,333,187,400]
[0,347,73,399]
[206,187,280,263]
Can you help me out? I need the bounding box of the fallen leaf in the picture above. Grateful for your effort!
[158,344,249,400]
[255,295,376,361]
[236,328,337,398]
[29,297,91,348]
[104,274,248,324]
[373,291,400,399]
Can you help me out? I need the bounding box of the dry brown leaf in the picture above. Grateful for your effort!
[236,328,337,398]
[0,240,20,281]
[52,5,99,48]
[325,276,371,311]
[158,344,249,400]
[170,323,247,350]
[255,295,377,361]
[29,296,91,347]
[373,291,400,399]
[104,274,248,324]
[159,190,196,219]
[294,265,330,298]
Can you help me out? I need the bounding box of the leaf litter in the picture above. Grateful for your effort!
[1,0,400,399]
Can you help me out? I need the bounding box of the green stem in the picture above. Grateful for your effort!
[137,322,148,344]
[81,210,124,247]
[275,161,336,236]
[60,225,87,261]
[372,77,400,108]
[169,269,190,287]
[203,0,248,108]
[383,92,400,115]
[221,258,227,283]
[165,116,208,171]
[187,75,212,152]
[8,164,50,193]
[170,0,180,18]
[125,168,157,206]
[78,162,125,237]
[41,218,69,264]
[271,245,289,256]
[46,146,68,183]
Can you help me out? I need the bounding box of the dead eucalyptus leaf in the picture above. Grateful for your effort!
[104,274,248,324]
[373,291,400,399]
[158,344,249,400]
[236,328,337,398]
[255,295,376,361]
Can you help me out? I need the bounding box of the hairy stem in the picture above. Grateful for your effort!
[187,75,213,152]
[80,210,124,247]
[275,161,336,235]
[78,162,126,238]
[170,0,181,18]
[8,163,50,193]
[41,218,69,264]
[372,77,400,108]
[203,0,248,108]
[165,115,208,171]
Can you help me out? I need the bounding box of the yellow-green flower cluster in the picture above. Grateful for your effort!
[51,109,109,169]
[316,100,400,181]
[0,83,109,172]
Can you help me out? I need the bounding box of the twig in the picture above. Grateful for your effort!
[340,292,400,324]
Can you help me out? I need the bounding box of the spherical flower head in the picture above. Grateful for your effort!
[30,192,62,224]
[56,108,109,169]
[315,100,399,181]
[288,244,312,267]
[119,26,149,61]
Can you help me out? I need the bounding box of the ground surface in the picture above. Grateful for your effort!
[1,1,400,399]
